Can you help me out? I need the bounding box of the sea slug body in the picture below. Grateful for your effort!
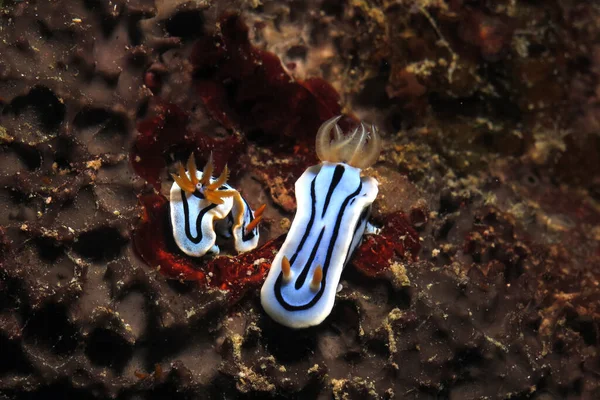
[169,154,265,257]
[261,116,382,328]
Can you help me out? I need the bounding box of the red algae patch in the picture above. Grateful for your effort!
[133,193,283,302]
[130,101,245,191]
[351,212,421,277]
[458,10,513,61]
[191,13,343,147]
[131,102,189,190]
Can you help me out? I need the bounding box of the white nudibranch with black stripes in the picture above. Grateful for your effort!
[261,116,381,328]
[169,154,265,257]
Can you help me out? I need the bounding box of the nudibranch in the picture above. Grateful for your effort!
[261,116,381,328]
[169,154,265,257]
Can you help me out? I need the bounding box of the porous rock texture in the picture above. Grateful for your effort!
[1,0,600,399]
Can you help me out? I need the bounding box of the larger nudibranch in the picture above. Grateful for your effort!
[169,154,265,257]
[261,116,381,328]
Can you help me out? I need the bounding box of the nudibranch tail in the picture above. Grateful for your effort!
[315,115,382,169]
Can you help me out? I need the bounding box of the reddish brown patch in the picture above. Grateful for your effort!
[207,235,284,299]
[133,193,284,302]
[352,212,421,277]
[191,13,344,148]
[459,10,512,60]
[130,102,188,189]
[130,101,245,190]
[144,71,161,92]
[133,194,206,281]
[386,69,427,100]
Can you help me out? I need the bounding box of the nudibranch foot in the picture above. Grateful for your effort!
[169,154,263,258]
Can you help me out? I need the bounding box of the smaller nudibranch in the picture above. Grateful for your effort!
[261,116,381,328]
[169,154,264,257]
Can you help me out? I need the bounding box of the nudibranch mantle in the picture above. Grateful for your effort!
[261,116,381,328]
[169,155,264,258]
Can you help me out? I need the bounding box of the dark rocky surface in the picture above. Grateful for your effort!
[1,0,599,399]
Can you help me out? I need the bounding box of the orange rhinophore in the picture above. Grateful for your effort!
[281,255,292,282]
[245,203,266,235]
[310,265,323,292]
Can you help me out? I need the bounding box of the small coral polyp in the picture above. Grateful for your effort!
[169,154,264,257]
[261,116,382,328]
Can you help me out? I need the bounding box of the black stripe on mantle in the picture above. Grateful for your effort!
[181,189,218,244]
